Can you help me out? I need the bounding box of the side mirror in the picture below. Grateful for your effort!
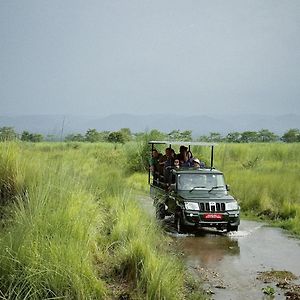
[226,184,230,191]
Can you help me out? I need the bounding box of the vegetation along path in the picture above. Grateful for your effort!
[0,142,207,299]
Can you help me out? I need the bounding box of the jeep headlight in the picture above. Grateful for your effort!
[184,202,199,210]
[225,202,239,211]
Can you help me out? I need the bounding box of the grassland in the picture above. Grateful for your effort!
[191,143,300,234]
[0,142,205,299]
[0,141,299,299]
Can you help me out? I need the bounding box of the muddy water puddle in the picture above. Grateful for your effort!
[136,196,300,299]
[173,220,300,299]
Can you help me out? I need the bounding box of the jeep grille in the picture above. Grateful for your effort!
[199,202,226,212]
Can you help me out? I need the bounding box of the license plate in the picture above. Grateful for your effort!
[203,213,223,220]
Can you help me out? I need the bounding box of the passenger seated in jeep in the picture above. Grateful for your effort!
[158,147,175,188]
[176,145,188,161]
[174,159,180,169]
[159,147,174,168]
[180,149,194,167]
[192,157,205,168]
[149,149,162,185]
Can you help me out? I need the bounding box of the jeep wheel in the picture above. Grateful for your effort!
[175,212,185,233]
[217,225,227,231]
[155,204,166,220]
[227,225,238,232]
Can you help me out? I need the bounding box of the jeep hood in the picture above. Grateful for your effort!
[177,190,235,201]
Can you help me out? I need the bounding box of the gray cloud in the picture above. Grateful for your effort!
[1,0,299,116]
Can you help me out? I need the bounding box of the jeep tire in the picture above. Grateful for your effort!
[227,225,238,232]
[174,211,185,233]
[155,203,166,220]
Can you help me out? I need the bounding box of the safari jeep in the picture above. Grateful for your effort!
[148,141,240,233]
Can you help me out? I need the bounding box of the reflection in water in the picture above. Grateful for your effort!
[167,220,300,300]
[178,232,240,266]
[163,217,240,266]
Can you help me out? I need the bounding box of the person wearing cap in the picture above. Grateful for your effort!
[193,157,205,168]
[192,158,201,168]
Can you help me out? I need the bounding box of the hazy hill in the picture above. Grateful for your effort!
[0,114,299,137]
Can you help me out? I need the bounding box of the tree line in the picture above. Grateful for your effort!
[1,126,300,143]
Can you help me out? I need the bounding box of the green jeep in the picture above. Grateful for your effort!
[148,141,240,233]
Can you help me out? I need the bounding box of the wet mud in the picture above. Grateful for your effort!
[168,220,300,299]
[137,196,300,299]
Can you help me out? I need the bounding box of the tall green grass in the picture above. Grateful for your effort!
[192,143,300,234]
[0,143,106,299]
[102,195,185,299]
[0,143,26,207]
[0,142,205,299]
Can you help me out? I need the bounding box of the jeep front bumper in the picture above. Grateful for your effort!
[183,210,240,228]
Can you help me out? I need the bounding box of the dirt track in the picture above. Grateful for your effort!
[138,196,300,299]
[174,220,300,299]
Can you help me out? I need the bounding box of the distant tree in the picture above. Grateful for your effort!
[133,132,145,140]
[197,135,209,142]
[226,132,241,143]
[168,129,192,141]
[134,129,166,142]
[21,131,31,141]
[207,132,222,142]
[30,133,43,142]
[107,131,125,144]
[257,129,278,142]
[148,129,166,141]
[119,128,132,142]
[21,131,43,142]
[85,129,100,143]
[240,131,258,143]
[281,128,300,143]
[98,131,110,142]
[0,127,18,141]
[65,133,85,142]
[180,130,192,141]
[168,130,181,141]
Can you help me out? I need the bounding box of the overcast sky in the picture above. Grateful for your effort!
[1,0,299,116]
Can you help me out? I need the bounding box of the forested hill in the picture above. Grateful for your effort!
[0,113,299,136]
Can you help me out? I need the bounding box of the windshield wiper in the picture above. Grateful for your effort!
[208,185,225,193]
[189,186,206,193]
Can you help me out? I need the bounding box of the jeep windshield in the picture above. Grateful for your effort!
[177,173,226,191]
